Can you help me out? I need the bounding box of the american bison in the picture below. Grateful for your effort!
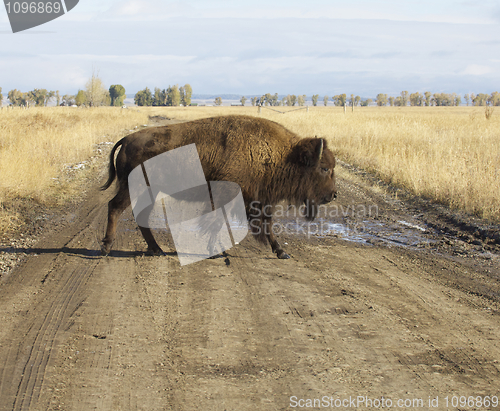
[100,115,337,259]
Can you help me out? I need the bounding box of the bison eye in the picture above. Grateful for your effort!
[321,167,329,173]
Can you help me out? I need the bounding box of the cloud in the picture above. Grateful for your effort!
[0,51,37,58]
[319,51,358,59]
[369,52,402,59]
[318,51,402,60]
[50,53,195,63]
[1,7,500,96]
[100,0,197,21]
[476,40,500,46]
[235,49,290,62]
[70,0,500,24]
[462,64,494,76]
[429,50,456,58]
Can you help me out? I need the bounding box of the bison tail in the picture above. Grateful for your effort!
[100,138,125,191]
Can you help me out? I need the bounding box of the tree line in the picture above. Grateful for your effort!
[237,91,500,107]
[247,93,309,107]
[5,88,64,107]
[134,84,192,107]
[1,72,127,108]
[243,93,372,107]
[375,91,500,107]
[2,84,499,108]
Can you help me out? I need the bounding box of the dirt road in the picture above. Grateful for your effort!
[1,119,499,411]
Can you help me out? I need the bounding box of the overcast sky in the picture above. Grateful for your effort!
[1,0,499,97]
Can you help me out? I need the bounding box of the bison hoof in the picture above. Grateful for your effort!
[147,247,164,256]
[100,245,110,256]
[276,250,291,259]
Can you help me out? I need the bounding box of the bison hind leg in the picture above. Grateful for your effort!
[102,185,131,255]
[138,226,164,256]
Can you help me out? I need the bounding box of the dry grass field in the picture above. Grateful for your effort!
[0,107,148,231]
[0,105,498,235]
[143,105,500,221]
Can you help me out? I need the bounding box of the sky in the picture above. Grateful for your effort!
[1,0,499,97]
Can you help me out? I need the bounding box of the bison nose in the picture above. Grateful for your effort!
[323,192,337,204]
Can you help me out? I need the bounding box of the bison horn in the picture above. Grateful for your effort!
[318,138,324,161]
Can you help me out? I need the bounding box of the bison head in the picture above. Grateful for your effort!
[292,137,337,221]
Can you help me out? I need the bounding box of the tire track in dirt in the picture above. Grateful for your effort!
[0,199,103,411]
[10,264,97,411]
[30,212,178,411]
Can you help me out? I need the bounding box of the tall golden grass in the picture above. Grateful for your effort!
[0,107,148,230]
[140,105,500,221]
[1,105,498,230]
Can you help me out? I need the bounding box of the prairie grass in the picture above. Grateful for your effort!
[274,107,500,221]
[1,105,497,233]
[0,107,148,231]
[139,105,500,221]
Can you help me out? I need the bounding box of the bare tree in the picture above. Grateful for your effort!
[85,68,108,107]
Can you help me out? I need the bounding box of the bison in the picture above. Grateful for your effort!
[100,115,337,259]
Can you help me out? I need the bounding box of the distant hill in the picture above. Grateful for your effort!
[192,94,243,100]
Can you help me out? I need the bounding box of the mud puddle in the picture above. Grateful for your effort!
[274,217,437,250]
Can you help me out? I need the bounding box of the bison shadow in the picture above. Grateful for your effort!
[0,246,178,260]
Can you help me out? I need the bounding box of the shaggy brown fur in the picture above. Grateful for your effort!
[101,115,337,259]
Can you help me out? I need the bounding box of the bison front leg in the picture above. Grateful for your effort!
[263,216,290,259]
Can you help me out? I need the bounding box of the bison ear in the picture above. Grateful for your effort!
[298,138,325,167]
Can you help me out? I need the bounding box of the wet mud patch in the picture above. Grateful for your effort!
[273,217,436,251]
